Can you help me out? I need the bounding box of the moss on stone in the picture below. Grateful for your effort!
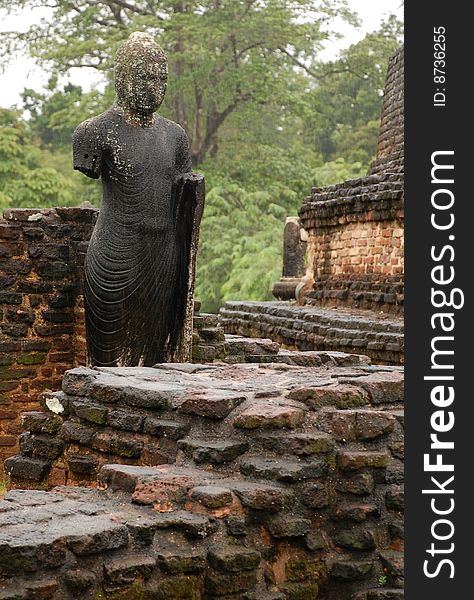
[279,581,319,599]
[96,580,145,600]
[0,354,14,366]
[285,559,328,583]
[17,352,47,365]
[149,575,202,599]
[334,391,368,409]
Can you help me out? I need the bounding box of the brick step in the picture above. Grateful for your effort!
[3,359,404,598]
[6,364,404,487]
[219,302,404,366]
[220,303,403,334]
[220,308,403,335]
[224,335,280,356]
[220,315,404,344]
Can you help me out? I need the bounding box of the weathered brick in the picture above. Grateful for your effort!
[300,482,330,508]
[337,451,390,471]
[1,324,29,337]
[30,434,65,460]
[260,432,334,455]
[67,454,98,476]
[336,472,375,495]
[208,545,261,572]
[0,435,16,447]
[22,412,62,434]
[36,262,71,278]
[178,390,246,419]
[68,523,129,556]
[233,403,305,429]
[60,421,95,445]
[104,554,155,585]
[333,529,376,550]
[71,399,108,425]
[386,485,404,512]
[4,455,51,481]
[205,570,257,595]
[333,503,379,522]
[178,438,248,464]
[190,485,234,508]
[331,561,373,580]
[107,408,144,432]
[22,226,45,239]
[143,417,189,439]
[241,457,326,482]
[64,569,96,590]
[156,548,207,574]
[0,224,21,239]
[267,516,311,538]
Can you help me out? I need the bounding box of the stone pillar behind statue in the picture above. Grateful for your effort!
[272,217,307,300]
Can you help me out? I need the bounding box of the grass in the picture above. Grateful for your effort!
[0,477,8,499]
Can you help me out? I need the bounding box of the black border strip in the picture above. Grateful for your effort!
[405,3,470,597]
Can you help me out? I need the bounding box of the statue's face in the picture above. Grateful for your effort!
[115,33,168,115]
[119,59,168,114]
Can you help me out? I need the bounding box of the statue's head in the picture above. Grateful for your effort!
[115,32,168,115]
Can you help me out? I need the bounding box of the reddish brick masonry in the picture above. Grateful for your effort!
[0,206,97,466]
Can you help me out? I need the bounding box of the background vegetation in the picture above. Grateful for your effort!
[0,1,402,312]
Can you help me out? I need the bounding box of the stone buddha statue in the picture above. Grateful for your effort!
[73,32,204,367]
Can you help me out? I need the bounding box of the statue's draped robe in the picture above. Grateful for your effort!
[73,108,202,367]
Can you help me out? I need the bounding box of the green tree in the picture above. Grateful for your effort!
[1,0,357,165]
[296,14,403,162]
[0,108,72,208]
[196,180,287,312]
[0,108,99,210]
[0,4,403,310]
[21,77,109,149]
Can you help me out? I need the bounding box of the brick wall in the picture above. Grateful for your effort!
[0,206,97,466]
[310,221,403,279]
[374,47,404,165]
[4,361,404,599]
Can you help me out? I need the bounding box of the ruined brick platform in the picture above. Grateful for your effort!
[298,48,404,316]
[3,360,404,599]
[220,302,404,364]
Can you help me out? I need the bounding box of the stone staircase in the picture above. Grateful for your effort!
[219,301,404,365]
[3,359,404,599]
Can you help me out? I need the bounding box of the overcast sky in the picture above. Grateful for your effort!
[0,0,403,109]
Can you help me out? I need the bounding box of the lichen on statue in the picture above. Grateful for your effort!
[115,31,168,128]
[73,32,204,368]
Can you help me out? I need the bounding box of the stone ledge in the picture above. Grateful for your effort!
[220,301,404,364]
[3,357,404,598]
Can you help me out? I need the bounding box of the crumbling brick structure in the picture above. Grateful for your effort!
[299,48,404,314]
[1,46,406,600]
[221,48,404,363]
[0,206,98,465]
[4,359,404,599]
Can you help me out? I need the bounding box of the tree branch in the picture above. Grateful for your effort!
[278,47,368,81]
[105,0,149,14]
[196,91,252,162]
[104,0,126,25]
[89,0,157,17]
[68,1,112,27]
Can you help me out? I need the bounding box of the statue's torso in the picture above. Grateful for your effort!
[74,108,191,235]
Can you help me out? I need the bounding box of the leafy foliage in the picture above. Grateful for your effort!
[0,108,71,207]
[1,0,358,165]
